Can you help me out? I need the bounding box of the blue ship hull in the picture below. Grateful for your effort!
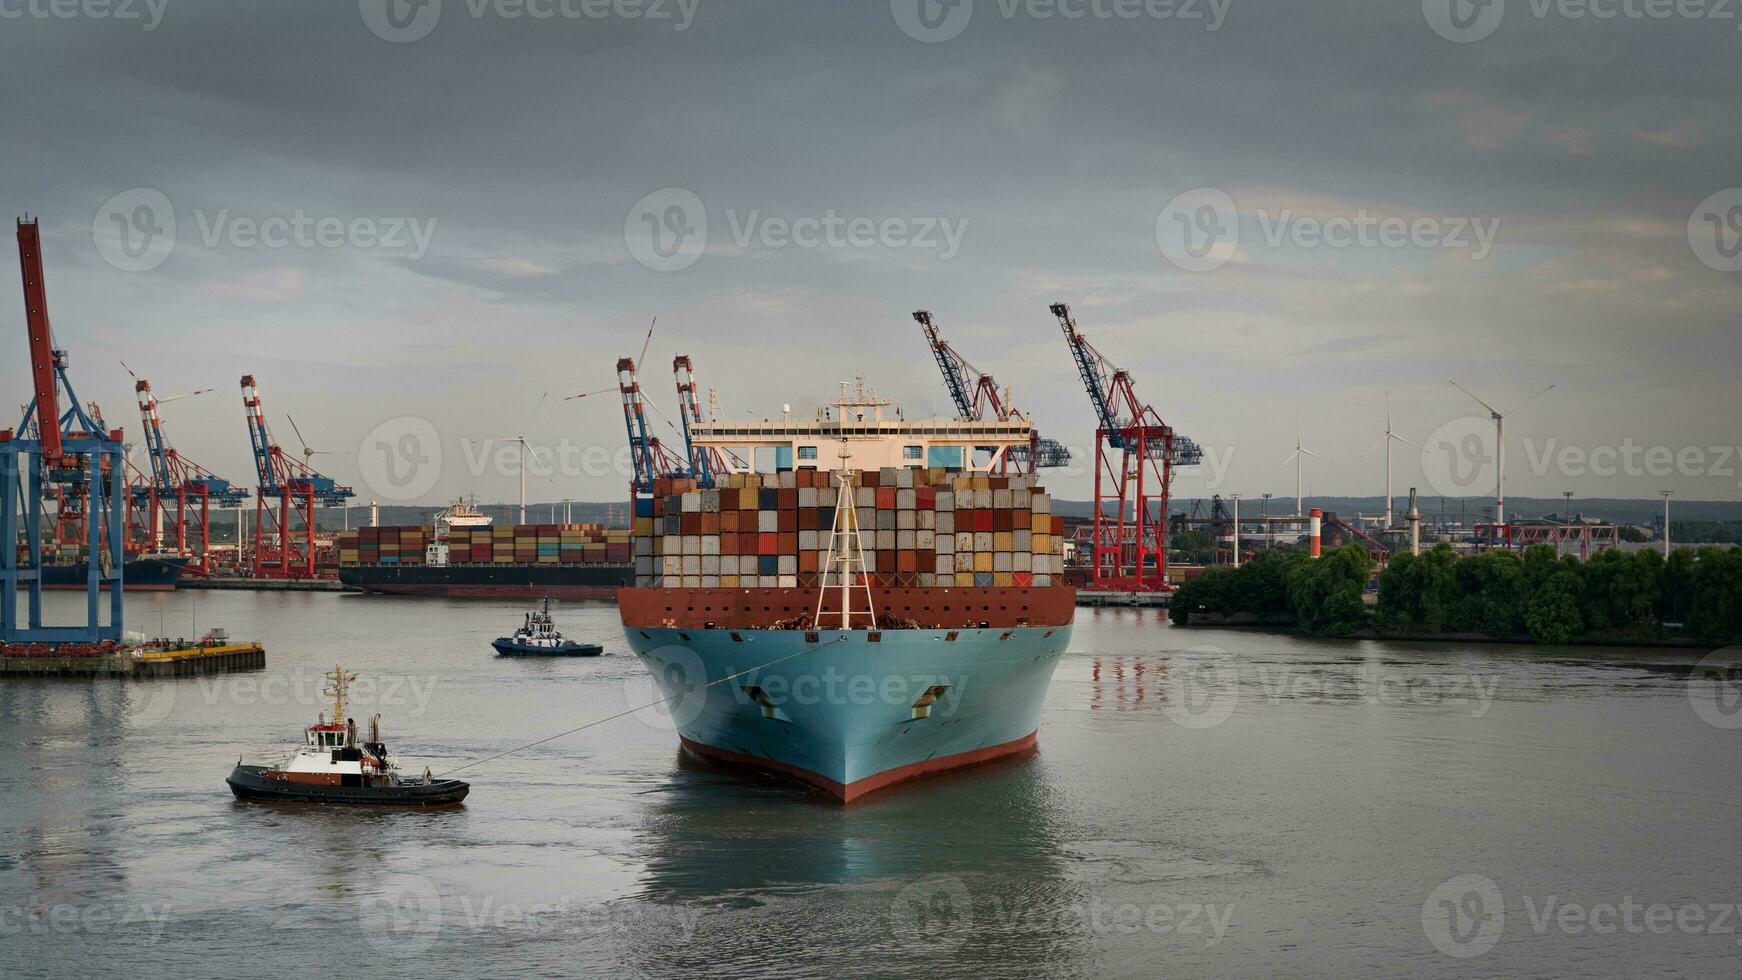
[623,624,1072,802]
[491,638,603,657]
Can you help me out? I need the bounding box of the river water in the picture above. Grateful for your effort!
[1,591,1738,978]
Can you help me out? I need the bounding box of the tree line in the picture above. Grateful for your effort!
[1170,543,1742,645]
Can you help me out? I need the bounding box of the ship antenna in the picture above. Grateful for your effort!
[816,439,876,629]
[325,666,356,742]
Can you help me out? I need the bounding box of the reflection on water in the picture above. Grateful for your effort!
[1,592,1739,977]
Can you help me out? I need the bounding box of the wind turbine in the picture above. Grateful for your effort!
[285,414,349,465]
[1449,380,1555,529]
[1280,432,1328,518]
[1364,391,1416,528]
[486,392,549,525]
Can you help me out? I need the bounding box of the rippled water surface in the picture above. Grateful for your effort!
[2,591,1737,978]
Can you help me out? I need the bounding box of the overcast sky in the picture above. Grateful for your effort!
[2,0,1738,510]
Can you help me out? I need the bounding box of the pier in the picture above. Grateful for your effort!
[0,642,267,678]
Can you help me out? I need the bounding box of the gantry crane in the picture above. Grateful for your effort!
[616,356,688,497]
[241,374,353,578]
[1,217,125,644]
[128,369,248,575]
[913,310,1070,473]
[1051,302,1202,591]
[672,354,747,487]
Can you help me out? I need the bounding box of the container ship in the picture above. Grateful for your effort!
[620,384,1075,803]
[337,500,631,598]
[27,554,189,591]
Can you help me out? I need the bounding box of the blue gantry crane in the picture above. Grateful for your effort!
[1,217,126,645]
[912,310,1071,473]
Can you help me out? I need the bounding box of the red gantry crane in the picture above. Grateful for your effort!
[241,374,353,578]
[1051,302,1202,592]
[126,366,248,575]
[914,310,1071,474]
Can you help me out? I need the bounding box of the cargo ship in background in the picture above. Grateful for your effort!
[620,384,1075,803]
[31,554,189,592]
[337,499,631,598]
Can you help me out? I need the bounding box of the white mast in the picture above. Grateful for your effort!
[816,439,876,629]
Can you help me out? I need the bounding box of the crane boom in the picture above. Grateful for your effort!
[915,309,1070,472]
[17,219,64,461]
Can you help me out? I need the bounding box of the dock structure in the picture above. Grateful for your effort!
[176,576,353,592]
[0,641,266,678]
[1076,590,1171,608]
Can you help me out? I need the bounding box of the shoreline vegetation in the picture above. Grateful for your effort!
[1168,543,1742,648]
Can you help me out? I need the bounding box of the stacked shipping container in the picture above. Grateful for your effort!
[634,467,1066,590]
[337,524,631,566]
[338,525,428,565]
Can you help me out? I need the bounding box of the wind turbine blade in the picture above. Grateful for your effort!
[120,360,139,382]
[159,388,215,404]
[636,316,657,370]
[1385,390,1392,431]
[1503,383,1556,416]
[564,386,615,401]
[1300,448,1328,461]
[1390,433,1419,449]
[1449,380,1499,416]
[643,399,681,432]
[1280,450,1301,467]
[1363,435,1388,456]
[285,413,311,455]
[520,391,549,437]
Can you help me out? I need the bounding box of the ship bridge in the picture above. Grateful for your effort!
[690,379,1032,474]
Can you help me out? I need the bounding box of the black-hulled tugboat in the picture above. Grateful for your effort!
[227,666,469,807]
[491,599,602,657]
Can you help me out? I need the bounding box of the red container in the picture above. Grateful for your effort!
[1013,571,1033,586]
[777,488,797,510]
[916,486,936,508]
[876,487,897,510]
[778,532,797,554]
[777,510,797,533]
[798,508,818,531]
[1052,516,1065,536]
[973,511,993,532]
[758,533,779,555]
[896,551,917,574]
[681,513,701,535]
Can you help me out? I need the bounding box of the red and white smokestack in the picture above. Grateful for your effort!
[1309,508,1323,558]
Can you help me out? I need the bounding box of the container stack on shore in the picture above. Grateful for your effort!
[634,467,1065,589]
[337,524,631,567]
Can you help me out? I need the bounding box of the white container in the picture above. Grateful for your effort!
[1014,551,1032,572]
[896,509,916,531]
[777,554,797,575]
[1032,493,1051,515]
[701,535,720,556]
[758,510,779,533]
[974,531,994,552]
[798,487,818,508]
[818,486,838,508]
[682,555,702,576]
[918,510,935,530]
[936,491,955,511]
[915,529,934,550]
[935,533,954,555]
[936,554,956,576]
[798,529,819,551]
[681,493,701,514]
[974,488,993,508]
[701,555,720,576]
[876,529,896,550]
[896,530,916,550]
[993,552,1013,573]
[776,574,798,588]
[682,535,702,556]
[956,532,975,552]
[992,489,1012,509]
[937,512,955,535]
[896,488,916,510]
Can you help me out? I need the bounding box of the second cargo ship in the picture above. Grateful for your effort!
[337,500,631,598]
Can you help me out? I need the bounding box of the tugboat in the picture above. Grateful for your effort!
[226,667,469,807]
[491,599,603,657]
